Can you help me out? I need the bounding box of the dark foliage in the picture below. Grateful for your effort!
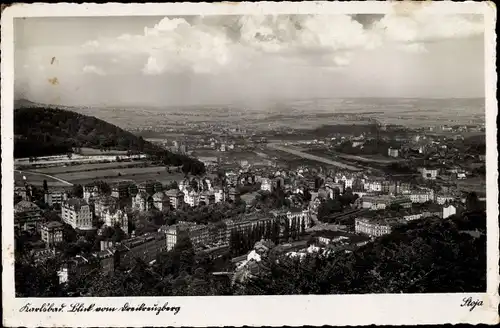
[14,106,205,175]
[238,212,486,294]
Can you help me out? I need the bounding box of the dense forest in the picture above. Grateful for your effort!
[14,107,154,156]
[14,106,205,175]
[238,210,487,295]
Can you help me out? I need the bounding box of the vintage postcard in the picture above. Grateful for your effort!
[1,1,499,327]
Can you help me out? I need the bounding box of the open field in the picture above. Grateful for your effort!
[304,148,402,164]
[32,161,151,175]
[78,147,129,156]
[15,170,72,187]
[335,154,402,164]
[17,164,185,186]
[267,143,361,171]
[15,154,147,168]
[69,171,185,185]
[54,166,182,183]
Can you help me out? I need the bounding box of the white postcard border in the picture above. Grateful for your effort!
[2,2,499,327]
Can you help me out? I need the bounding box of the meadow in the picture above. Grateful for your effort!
[32,161,150,175]
[53,166,184,185]
[16,161,185,187]
[15,170,72,187]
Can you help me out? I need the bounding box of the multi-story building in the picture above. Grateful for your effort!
[14,200,43,231]
[285,209,312,229]
[261,178,273,192]
[83,183,101,202]
[228,188,240,202]
[225,216,279,242]
[132,192,153,212]
[111,181,133,199]
[361,194,411,210]
[436,194,455,205]
[41,221,64,247]
[200,191,215,205]
[166,222,227,250]
[115,232,168,269]
[361,195,392,210]
[152,191,170,211]
[138,180,162,195]
[102,208,128,233]
[420,167,439,180]
[15,186,28,201]
[61,199,93,230]
[178,178,190,193]
[364,180,383,193]
[442,204,457,219]
[94,195,118,218]
[309,197,322,215]
[336,175,354,189]
[184,190,201,207]
[387,147,399,157]
[128,183,139,198]
[381,181,397,195]
[396,182,412,195]
[165,189,184,209]
[402,212,423,222]
[44,190,68,206]
[355,217,404,237]
[165,225,180,250]
[391,195,412,209]
[409,190,433,203]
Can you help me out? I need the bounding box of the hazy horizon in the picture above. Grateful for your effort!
[15,14,485,108]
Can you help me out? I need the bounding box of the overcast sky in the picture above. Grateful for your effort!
[14,13,485,107]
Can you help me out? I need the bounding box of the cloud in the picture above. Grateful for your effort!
[142,57,163,75]
[77,13,484,75]
[82,65,106,76]
[373,12,483,44]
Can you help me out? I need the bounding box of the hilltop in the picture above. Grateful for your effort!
[13,102,205,175]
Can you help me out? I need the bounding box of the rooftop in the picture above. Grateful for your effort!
[14,200,40,213]
[357,216,407,226]
[165,189,184,197]
[63,198,88,209]
[43,221,64,229]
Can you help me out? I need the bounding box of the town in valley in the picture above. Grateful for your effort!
[13,14,487,297]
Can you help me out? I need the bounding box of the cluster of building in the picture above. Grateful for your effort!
[165,208,312,252]
[354,203,457,237]
[58,231,169,284]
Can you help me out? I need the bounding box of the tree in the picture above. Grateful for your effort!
[112,225,126,243]
[317,199,342,221]
[182,163,191,176]
[238,212,486,295]
[466,192,480,212]
[190,179,199,192]
[169,181,179,190]
[282,219,290,242]
[70,184,84,198]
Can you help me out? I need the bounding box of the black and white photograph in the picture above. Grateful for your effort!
[2,2,498,327]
